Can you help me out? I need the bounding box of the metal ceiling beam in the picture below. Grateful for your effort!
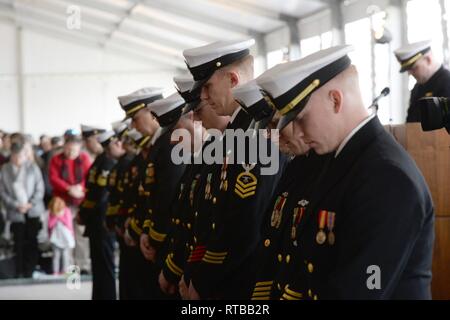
[9,2,110,39]
[70,0,218,43]
[71,0,128,17]
[30,0,119,31]
[105,36,184,67]
[205,0,282,20]
[129,8,216,43]
[14,0,113,34]
[62,0,194,50]
[0,5,182,68]
[3,1,187,63]
[72,0,237,43]
[0,16,163,68]
[142,0,258,37]
[118,22,195,51]
[209,0,302,23]
[102,0,142,45]
[53,0,211,48]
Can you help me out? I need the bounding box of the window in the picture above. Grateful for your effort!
[407,0,444,62]
[300,36,321,57]
[407,0,445,90]
[266,47,288,69]
[345,17,373,107]
[300,32,333,57]
[320,31,333,50]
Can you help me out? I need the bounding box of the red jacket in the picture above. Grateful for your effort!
[49,151,92,206]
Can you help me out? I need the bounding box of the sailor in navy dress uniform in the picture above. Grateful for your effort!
[117,88,162,245]
[80,124,105,141]
[255,45,434,299]
[119,130,155,299]
[105,120,131,230]
[394,40,450,122]
[118,87,166,299]
[158,75,205,295]
[79,130,123,300]
[178,101,230,298]
[143,92,190,267]
[80,124,105,160]
[122,92,187,299]
[228,81,331,300]
[104,120,136,300]
[182,39,286,299]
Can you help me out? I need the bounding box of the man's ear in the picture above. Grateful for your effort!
[228,70,240,88]
[329,89,343,113]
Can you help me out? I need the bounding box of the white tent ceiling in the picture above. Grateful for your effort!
[0,0,332,68]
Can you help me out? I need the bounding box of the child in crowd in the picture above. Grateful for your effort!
[48,197,75,275]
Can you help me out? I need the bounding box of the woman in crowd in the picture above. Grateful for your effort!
[0,136,45,278]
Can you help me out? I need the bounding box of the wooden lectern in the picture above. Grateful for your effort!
[385,123,450,300]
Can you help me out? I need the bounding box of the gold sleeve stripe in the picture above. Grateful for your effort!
[202,257,224,264]
[203,256,226,262]
[204,251,227,257]
[253,286,272,292]
[149,227,167,242]
[252,290,271,297]
[281,293,301,300]
[106,205,119,216]
[143,219,152,229]
[165,256,183,276]
[285,286,303,298]
[130,218,143,235]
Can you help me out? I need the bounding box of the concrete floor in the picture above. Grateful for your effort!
[0,278,92,300]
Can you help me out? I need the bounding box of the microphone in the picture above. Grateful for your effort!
[370,87,390,111]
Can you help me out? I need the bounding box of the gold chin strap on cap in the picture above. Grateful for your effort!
[260,90,276,110]
[279,79,321,116]
[401,53,423,69]
[126,103,145,116]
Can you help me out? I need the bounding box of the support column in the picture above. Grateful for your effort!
[249,31,268,71]
[280,14,301,60]
[440,0,450,66]
[328,0,345,45]
[16,26,25,132]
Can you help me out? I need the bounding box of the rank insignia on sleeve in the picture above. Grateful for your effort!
[97,170,110,187]
[234,163,257,199]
